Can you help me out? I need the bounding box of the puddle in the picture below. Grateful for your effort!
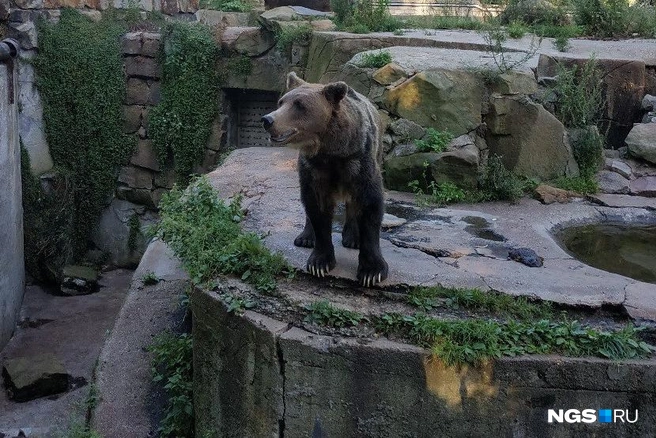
[557,222,656,283]
[462,216,506,242]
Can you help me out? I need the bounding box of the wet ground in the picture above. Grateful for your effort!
[0,269,132,437]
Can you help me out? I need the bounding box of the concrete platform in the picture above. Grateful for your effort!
[208,147,656,321]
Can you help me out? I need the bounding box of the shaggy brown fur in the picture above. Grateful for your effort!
[262,72,388,286]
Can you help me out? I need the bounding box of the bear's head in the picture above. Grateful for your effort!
[262,72,348,152]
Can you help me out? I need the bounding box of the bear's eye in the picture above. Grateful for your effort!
[294,100,305,111]
[277,99,283,107]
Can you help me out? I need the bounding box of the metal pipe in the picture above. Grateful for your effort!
[0,39,19,63]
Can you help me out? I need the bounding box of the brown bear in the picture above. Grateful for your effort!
[261,72,388,286]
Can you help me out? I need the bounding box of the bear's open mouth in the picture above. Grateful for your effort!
[270,129,297,144]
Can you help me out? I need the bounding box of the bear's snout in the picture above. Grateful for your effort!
[261,114,274,130]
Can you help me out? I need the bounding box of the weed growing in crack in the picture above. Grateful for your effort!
[304,301,367,328]
[407,286,553,320]
[149,332,194,437]
[221,293,256,315]
[374,313,654,366]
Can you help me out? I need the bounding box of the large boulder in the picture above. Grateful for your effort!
[2,354,70,402]
[384,136,480,191]
[485,94,579,180]
[626,123,656,164]
[383,70,484,137]
[91,199,158,268]
[220,27,276,57]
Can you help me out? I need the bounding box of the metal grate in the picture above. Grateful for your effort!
[236,91,278,148]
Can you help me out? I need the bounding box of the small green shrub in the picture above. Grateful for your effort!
[142,271,160,286]
[153,177,289,291]
[221,293,256,315]
[625,5,656,38]
[305,301,367,327]
[150,332,193,438]
[500,0,569,26]
[331,0,401,33]
[573,0,629,38]
[409,179,467,206]
[275,24,313,51]
[553,34,571,52]
[552,58,604,129]
[149,22,220,184]
[533,23,583,38]
[477,155,525,202]
[571,127,604,178]
[507,20,528,38]
[228,54,253,77]
[200,0,252,11]
[553,176,599,194]
[358,50,392,68]
[414,128,453,153]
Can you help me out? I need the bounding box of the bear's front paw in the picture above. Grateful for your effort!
[306,250,336,278]
[357,256,388,287]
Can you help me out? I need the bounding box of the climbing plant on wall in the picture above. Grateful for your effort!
[34,9,135,260]
[149,22,221,184]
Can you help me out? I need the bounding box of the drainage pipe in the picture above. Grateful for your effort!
[0,38,19,62]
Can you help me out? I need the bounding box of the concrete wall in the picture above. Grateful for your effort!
[193,285,656,438]
[0,38,25,350]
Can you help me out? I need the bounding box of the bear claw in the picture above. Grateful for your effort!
[306,251,336,278]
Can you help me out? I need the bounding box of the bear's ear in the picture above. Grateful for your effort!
[287,72,307,90]
[323,82,348,106]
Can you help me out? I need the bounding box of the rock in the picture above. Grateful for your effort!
[126,78,160,106]
[604,158,633,179]
[265,0,331,11]
[534,184,578,204]
[382,213,406,228]
[388,143,419,158]
[124,56,161,79]
[92,199,158,268]
[642,112,656,123]
[626,123,656,164]
[8,21,38,50]
[123,105,143,134]
[389,118,425,141]
[2,354,69,402]
[130,139,160,171]
[61,265,100,296]
[508,248,543,268]
[486,95,578,180]
[383,69,484,136]
[259,6,331,31]
[0,0,9,19]
[491,71,538,95]
[596,170,630,194]
[603,149,620,158]
[223,50,288,92]
[372,63,407,86]
[642,94,656,111]
[141,33,161,58]
[220,27,276,57]
[122,32,142,55]
[630,176,656,197]
[118,166,153,189]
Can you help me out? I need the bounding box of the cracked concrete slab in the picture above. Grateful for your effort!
[208,147,656,320]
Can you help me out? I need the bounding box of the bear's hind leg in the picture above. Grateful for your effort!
[342,201,360,249]
[294,216,315,248]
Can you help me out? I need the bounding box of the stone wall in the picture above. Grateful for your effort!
[193,286,656,438]
[0,38,25,350]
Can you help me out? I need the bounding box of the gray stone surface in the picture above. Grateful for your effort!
[596,170,631,194]
[93,240,189,437]
[60,265,100,296]
[208,147,656,318]
[194,285,656,438]
[630,176,656,197]
[605,158,634,179]
[0,269,131,435]
[0,46,25,351]
[588,193,656,209]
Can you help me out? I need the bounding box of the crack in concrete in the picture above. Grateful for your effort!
[387,237,451,258]
[276,324,293,438]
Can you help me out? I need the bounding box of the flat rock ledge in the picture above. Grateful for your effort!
[208,147,656,321]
